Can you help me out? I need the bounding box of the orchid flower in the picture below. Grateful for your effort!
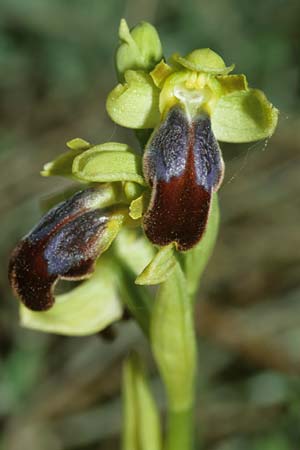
[9,17,278,335]
[9,20,278,450]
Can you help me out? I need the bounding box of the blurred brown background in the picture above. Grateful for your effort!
[1,0,300,449]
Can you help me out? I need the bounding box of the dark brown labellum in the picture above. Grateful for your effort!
[9,188,111,311]
[143,106,224,251]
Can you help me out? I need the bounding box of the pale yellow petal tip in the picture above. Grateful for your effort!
[41,162,52,176]
[119,18,131,42]
[66,138,90,151]
[129,195,145,220]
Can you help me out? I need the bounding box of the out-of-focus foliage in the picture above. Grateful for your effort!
[0,0,300,449]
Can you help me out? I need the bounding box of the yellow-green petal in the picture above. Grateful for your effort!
[116,19,163,80]
[211,89,279,143]
[20,262,123,336]
[150,59,173,88]
[216,74,248,93]
[129,195,145,220]
[207,74,248,100]
[106,70,160,129]
[73,148,146,185]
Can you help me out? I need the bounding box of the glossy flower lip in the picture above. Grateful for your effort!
[143,105,224,251]
[9,187,124,311]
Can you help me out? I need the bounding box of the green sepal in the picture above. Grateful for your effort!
[212,88,279,143]
[20,261,123,336]
[122,353,162,450]
[106,70,160,129]
[116,19,163,81]
[171,49,234,75]
[151,263,196,411]
[135,244,176,285]
[181,193,220,299]
[72,146,146,185]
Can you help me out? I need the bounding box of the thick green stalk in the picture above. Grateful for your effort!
[151,264,197,450]
[149,197,220,450]
[165,408,194,450]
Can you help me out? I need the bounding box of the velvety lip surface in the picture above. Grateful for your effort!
[9,188,109,311]
[143,106,223,251]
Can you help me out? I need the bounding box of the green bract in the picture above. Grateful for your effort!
[135,244,176,285]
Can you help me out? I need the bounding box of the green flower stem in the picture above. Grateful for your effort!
[150,264,197,450]
[122,353,162,450]
[165,407,194,450]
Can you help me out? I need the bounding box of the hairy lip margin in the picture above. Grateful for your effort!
[143,106,224,251]
[9,188,118,311]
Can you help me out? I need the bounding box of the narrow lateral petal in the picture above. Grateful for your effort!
[143,106,224,251]
[9,187,123,311]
